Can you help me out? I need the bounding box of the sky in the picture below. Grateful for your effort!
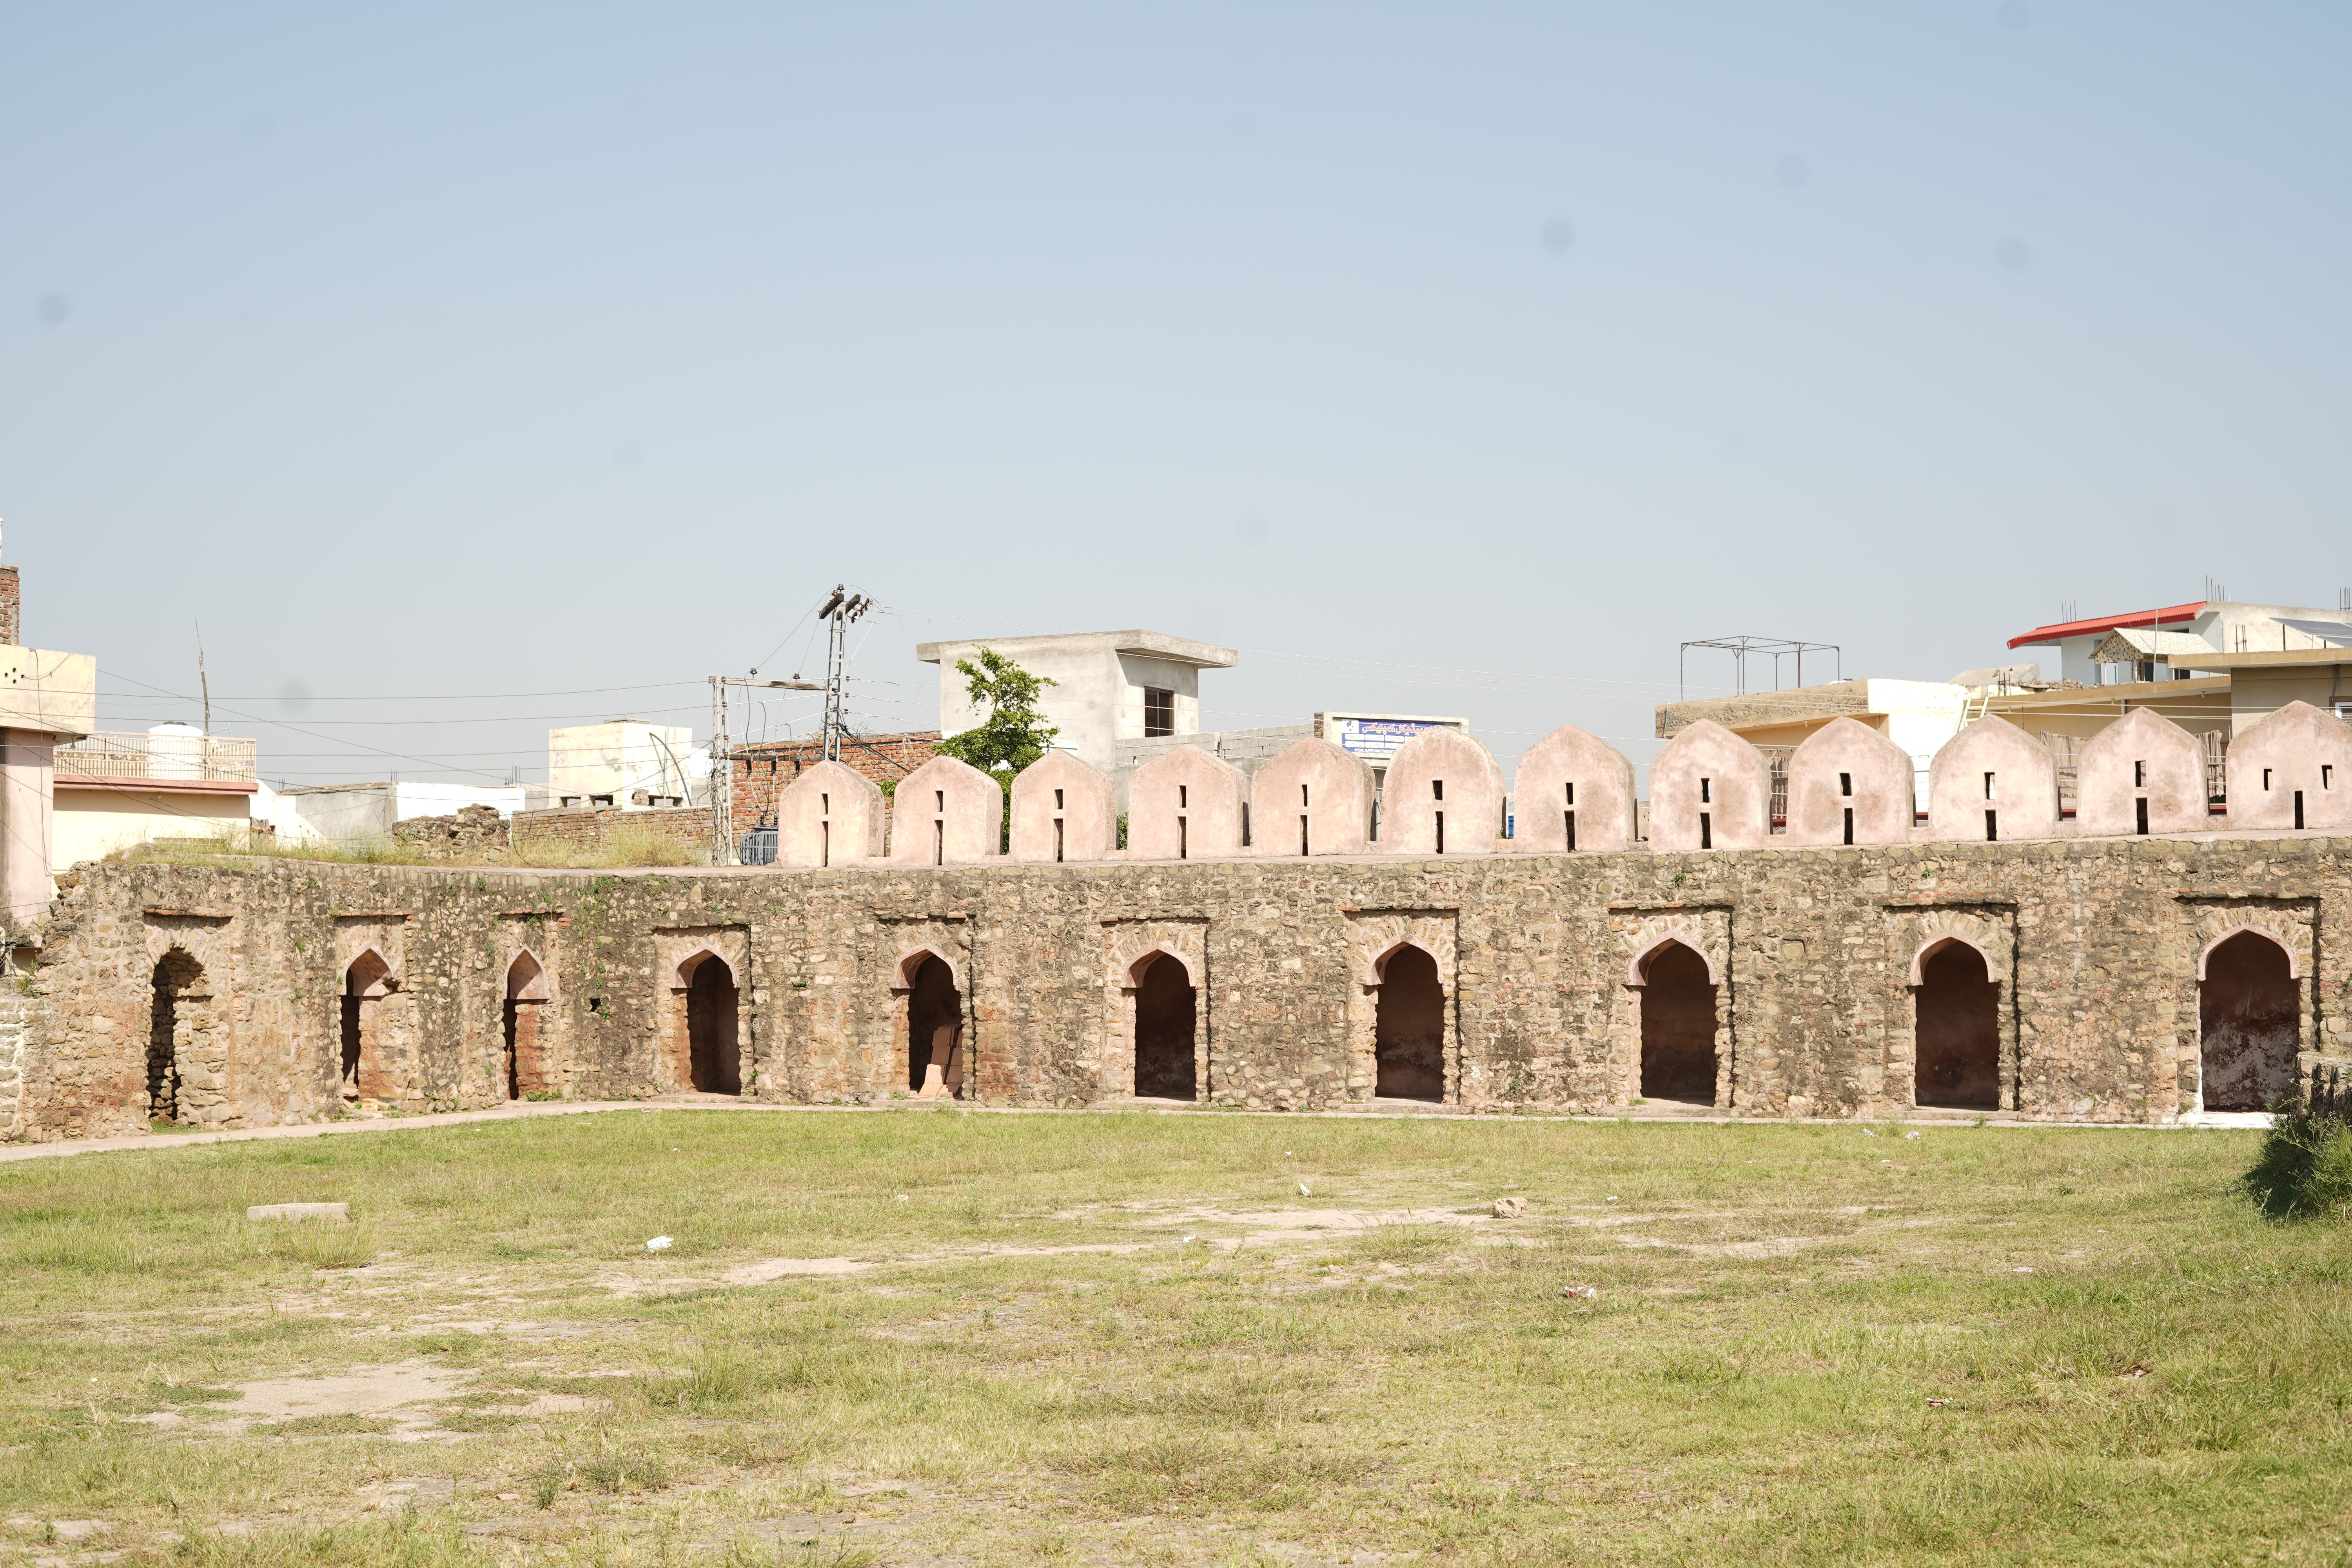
[5,1,2348,788]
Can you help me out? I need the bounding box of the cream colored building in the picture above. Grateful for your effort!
[1,642,100,924]
[548,720,699,808]
[52,726,260,870]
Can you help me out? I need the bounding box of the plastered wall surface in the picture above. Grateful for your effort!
[1784,717,1915,848]
[12,829,2348,1142]
[1125,745,1247,861]
[1009,751,1116,864]
[775,762,886,869]
[2229,702,2352,832]
[1650,720,1771,852]
[2077,708,2207,838]
[1379,728,1505,857]
[1929,715,2060,843]
[1510,724,1637,855]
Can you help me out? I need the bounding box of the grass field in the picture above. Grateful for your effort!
[0,1108,2343,1566]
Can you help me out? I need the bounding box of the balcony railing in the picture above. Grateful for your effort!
[54,731,260,786]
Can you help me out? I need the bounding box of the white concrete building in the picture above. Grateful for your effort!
[268,781,528,847]
[2006,599,2350,685]
[917,630,1238,775]
[53,725,260,870]
[0,643,98,925]
[547,720,700,808]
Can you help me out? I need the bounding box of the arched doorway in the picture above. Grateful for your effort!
[341,950,393,1104]
[1374,945,1446,1102]
[684,955,740,1095]
[2200,931,2299,1112]
[907,955,964,1098]
[148,951,207,1125]
[1638,942,1718,1105]
[1132,953,1198,1101]
[504,952,550,1100]
[1913,940,2000,1109]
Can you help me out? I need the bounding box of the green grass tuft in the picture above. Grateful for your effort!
[2243,1098,2352,1219]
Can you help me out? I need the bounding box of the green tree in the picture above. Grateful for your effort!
[934,648,1059,781]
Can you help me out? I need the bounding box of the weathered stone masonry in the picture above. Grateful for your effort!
[5,831,2348,1141]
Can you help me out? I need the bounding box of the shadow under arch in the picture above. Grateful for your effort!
[1911,935,1999,1109]
[341,948,396,1104]
[1631,939,1717,1105]
[673,949,740,1095]
[1372,940,1445,1102]
[504,949,554,1100]
[147,949,209,1125]
[2198,929,2299,1112]
[1129,949,1199,1101]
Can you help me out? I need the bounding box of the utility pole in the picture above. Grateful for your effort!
[195,620,211,735]
[814,584,873,762]
[706,671,823,866]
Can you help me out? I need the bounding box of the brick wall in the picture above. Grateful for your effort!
[729,732,939,826]
[0,565,20,646]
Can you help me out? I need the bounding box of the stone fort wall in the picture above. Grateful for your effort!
[7,829,2348,1143]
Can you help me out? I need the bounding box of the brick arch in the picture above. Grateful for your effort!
[891,945,962,993]
[1908,930,2001,987]
[2197,924,2301,981]
[1625,931,1722,987]
[1344,915,1457,990]
[674,947,733,989]
[505,948,550,1001]
[344,946,396,997]
[1124,944,1195,987]
[1363,938,1444,989]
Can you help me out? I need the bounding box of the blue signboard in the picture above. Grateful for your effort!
[1328,718,1448,763]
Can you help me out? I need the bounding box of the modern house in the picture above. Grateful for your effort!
[0,552,100,924]
[53,725,260,869]
[2004,598,2350,685]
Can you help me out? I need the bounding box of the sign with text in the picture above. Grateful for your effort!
[1327,717,1449,764]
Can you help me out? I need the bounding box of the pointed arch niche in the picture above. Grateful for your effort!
[882,917,971,1101]
[332,915,412,1110]
[654,926,750,1096]
[503,948,556,1100]
[1343,912,1458,1105]
[1103,921,1208,1102]
[1884,906,2017,1113]
[1609,909,1732,1108]
[2177,901,2313,1118]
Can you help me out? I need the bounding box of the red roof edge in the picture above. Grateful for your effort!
[2006,601,2207,651]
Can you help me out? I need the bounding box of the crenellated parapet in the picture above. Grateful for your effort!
[866,700,2352,860]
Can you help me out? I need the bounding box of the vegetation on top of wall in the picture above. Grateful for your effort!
[2243,1098,2352,1219]
[110,825,696,873]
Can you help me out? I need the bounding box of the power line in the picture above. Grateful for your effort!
[93,678,706,704]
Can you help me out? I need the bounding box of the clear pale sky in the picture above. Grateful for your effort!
[5,3,2347,784]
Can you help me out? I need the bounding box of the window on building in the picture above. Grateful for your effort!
[1143,687,1175,738]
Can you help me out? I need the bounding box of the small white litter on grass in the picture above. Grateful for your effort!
[1298,1182,1311,1196]
[645,1236,673,1252]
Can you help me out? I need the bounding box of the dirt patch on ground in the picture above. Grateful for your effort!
[216,1358,472,1440]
